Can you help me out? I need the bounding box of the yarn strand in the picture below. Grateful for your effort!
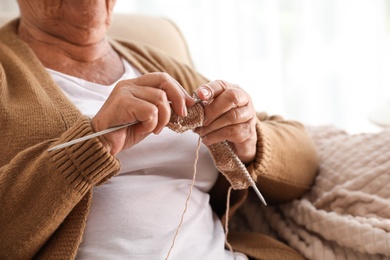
[224,186,234,255]
[165,136,202,259]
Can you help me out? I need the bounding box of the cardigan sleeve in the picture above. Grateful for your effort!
[0,116,120,259]
[247,113,319,204]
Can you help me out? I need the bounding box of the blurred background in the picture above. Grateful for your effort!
[2,0,390,133]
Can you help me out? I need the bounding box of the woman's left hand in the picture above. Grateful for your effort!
[194,80,258,164]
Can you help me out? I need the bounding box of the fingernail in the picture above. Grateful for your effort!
[182,106,188,117]
[198,87,211,99]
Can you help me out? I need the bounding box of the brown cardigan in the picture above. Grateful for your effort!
[0,19,318,259]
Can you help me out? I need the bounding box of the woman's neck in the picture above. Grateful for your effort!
[17,19,124,85]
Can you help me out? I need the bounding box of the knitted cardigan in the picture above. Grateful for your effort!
[0,19,319,260]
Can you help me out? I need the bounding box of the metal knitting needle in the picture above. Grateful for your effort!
[47,121,139,151]
[48,99,205,152]
[249,178,267,206]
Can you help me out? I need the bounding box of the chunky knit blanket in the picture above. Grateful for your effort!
[232,125,390,259]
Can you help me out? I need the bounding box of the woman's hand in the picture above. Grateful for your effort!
[91,72,195,155]
[194,80,258,164]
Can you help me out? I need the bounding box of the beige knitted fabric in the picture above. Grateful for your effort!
[167,103,252,190]
[167,103,205,133]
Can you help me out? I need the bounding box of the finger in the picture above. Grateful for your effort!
[171,77,196,107]
[93,86,161,134]
[194,80,239,102]
[92,96,159,155]
[121,83,172,134]
[203,88,250,126]
[132,72,191,117]
[118,97,161,134]
[200,120,256,146]
[96,83,159,121]
[196,106,254,136]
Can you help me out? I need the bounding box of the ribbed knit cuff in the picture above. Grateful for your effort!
[49,116,120,196]
[246,120,272,182]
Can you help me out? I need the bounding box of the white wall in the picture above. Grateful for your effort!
[0,0,18,14]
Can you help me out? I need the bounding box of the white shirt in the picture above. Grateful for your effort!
[48,59,247,260]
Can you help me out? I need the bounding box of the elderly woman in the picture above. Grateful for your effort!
[0,0,318,259]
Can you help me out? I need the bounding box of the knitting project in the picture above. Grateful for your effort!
[167,103,252,190]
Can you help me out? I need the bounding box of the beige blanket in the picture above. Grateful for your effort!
[232,125,390,259]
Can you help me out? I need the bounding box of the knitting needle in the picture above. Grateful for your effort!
[249,179,267,206]
[47,121,140,151]
[48,99,206,152]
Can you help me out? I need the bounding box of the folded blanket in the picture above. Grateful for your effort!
[232,125,390,259]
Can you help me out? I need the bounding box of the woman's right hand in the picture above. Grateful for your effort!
[91,72,195,155]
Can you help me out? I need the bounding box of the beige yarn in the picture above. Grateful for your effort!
[167,103,251,190]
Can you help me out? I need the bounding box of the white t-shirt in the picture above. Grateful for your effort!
[48,59,247,260]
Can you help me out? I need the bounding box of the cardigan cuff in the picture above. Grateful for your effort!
[49,116,120,195]
[246,120,272,182]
